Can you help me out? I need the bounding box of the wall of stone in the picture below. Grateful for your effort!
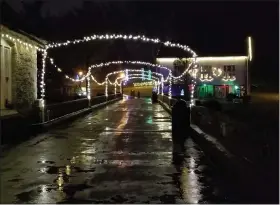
[1,26,40,110]
[12,43,37,110]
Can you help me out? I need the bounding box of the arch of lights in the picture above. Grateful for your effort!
[105,69,170,98]
[89,71,164,96]
[115,75,161,95]
[40,33,198,108]
[48,58,173,83]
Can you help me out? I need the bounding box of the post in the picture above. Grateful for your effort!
[105,77,108,101]
[246,36,252,96]
[87,76,91,107]
[39,99,45,123]
[168,73,172,106]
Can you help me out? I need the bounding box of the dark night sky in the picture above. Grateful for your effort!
[1,0,279,87]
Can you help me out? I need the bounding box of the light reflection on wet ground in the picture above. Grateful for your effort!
[0,97,236,203]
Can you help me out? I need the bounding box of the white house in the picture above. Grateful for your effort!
[157,56,250,99]
[0,25,46,112]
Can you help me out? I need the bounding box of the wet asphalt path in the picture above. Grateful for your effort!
[0,97,238,203]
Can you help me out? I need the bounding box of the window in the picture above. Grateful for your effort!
[223,65,235,78]
[200,65,212,79]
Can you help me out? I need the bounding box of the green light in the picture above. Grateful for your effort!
[234,85,239,89]
[203,84,206,86]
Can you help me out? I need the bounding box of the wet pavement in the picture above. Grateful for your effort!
[0,97,239,203]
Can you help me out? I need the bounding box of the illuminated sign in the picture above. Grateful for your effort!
[133,81,155,87]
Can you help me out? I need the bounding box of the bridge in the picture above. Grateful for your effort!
[0,31,275,204]
[0,94,239,203]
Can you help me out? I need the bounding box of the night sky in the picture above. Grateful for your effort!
[1,0,279,87]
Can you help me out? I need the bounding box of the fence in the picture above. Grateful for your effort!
[44,94,122,122]
[158,94,178,108]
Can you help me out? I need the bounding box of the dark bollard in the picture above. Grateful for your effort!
[172,99,190,145]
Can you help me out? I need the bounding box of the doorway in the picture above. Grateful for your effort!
[0,45,12,109]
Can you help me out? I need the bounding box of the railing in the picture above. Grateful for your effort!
[158,94,178,108]
[44,94,122,122]
[45,98,89,121]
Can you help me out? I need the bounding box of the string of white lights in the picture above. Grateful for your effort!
[1,33,45,52]
[87,76,91,100]
[90,75,106,85]
[46,34,197,58]
[106,71,163,96]
[87,61,171,82]
[41,33,199,105]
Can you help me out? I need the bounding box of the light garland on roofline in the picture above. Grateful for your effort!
[1,33,45,52]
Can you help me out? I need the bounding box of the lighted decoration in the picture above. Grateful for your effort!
[148,70,152,80]
[41,32,199,105]
[105,70,163,97]
[161,76,164,95]
[200,77,214,82]
[90,75,106,85]
[141,68,145,80]
[222,76,236,82]
[87,76,91,99]
[87,61,172,81]
[189,68,199,78]
[212,67,223,77]
[180,89,184,96]
[248,37,252,61]
[46,33,197,58]
[168,72,172,99]
[125,74,159,82]
[1,33,45,52]
[194,56,248,62]
[133,81,155,87]
[125,69,128,81]
[48,57,87,82]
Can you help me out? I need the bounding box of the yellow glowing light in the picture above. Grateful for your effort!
[194,56,248,62]
[78,71,83,76]
[133,81,154,87]
[248,36,252,61]
[119,73,125,78]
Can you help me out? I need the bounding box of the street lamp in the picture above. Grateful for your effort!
[78,71,83,76]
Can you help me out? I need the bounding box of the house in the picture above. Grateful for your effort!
[0,25,46,113]
[157,56,251,99]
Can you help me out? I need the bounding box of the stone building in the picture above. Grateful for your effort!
[0,25,46,113]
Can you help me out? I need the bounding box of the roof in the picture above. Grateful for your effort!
[0,24,48,47]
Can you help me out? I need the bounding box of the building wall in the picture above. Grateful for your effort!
[157,56,249,98]
[195,57,247,86]
[1,30,38,110]
[157,57,248,86]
